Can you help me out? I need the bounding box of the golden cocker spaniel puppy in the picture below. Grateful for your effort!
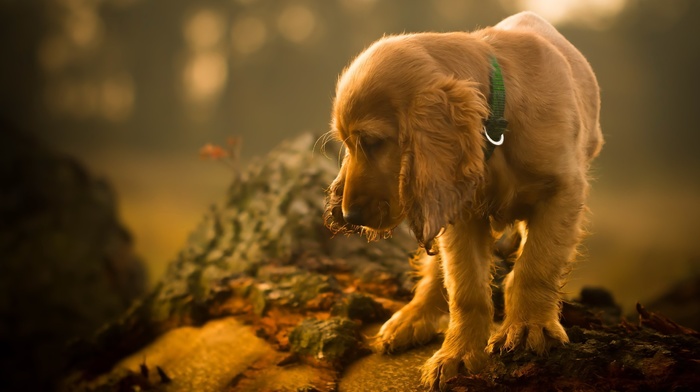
[324,11,603,390]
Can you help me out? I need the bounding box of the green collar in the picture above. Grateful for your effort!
[483,56,508,160]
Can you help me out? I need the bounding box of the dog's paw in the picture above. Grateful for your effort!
[420,347,488,391]
[375,306,440,353]
[487,318,568,354]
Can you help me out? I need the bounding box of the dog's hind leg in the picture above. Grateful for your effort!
[493,220,525,262]
[375,249,448,353]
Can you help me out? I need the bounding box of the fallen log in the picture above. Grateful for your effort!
[61,133,700,392]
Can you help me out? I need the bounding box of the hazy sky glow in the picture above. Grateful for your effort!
[507,0,628,29]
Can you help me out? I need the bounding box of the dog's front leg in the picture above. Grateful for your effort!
[487,179,586,354]
[376,249,448,353]
[421,216,494,391]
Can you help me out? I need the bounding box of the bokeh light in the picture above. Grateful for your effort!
[182,52,228,103]
[184,8,226,50]
[277,4,316,44]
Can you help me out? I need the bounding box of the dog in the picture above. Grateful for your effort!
[323,11,603,390]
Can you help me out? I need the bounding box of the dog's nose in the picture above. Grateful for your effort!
[343,208,364,226]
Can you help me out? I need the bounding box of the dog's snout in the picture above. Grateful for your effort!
[330,204,344,222]
[342,207,365,226]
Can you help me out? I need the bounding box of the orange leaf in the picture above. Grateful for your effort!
[199,143,228,160]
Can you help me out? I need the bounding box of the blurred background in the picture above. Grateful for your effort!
[2,0,699,338]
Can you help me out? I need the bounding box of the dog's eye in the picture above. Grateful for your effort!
[360,137,384,154]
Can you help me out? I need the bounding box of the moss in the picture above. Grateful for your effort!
[330,293,389,322]
[289,317,361,362]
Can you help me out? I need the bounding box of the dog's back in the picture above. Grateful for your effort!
[495,11,603,161]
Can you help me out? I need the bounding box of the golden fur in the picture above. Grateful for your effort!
[324,12,603,390]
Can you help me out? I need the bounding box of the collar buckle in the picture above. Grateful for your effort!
[483,56,508,160]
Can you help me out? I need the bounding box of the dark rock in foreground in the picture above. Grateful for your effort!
[0,121,146,392]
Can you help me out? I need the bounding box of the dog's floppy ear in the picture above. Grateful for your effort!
[399,74,489,250]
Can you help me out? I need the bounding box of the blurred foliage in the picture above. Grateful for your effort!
[0,0,697,174]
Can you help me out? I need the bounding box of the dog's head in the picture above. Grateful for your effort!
[324,36,489,251]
